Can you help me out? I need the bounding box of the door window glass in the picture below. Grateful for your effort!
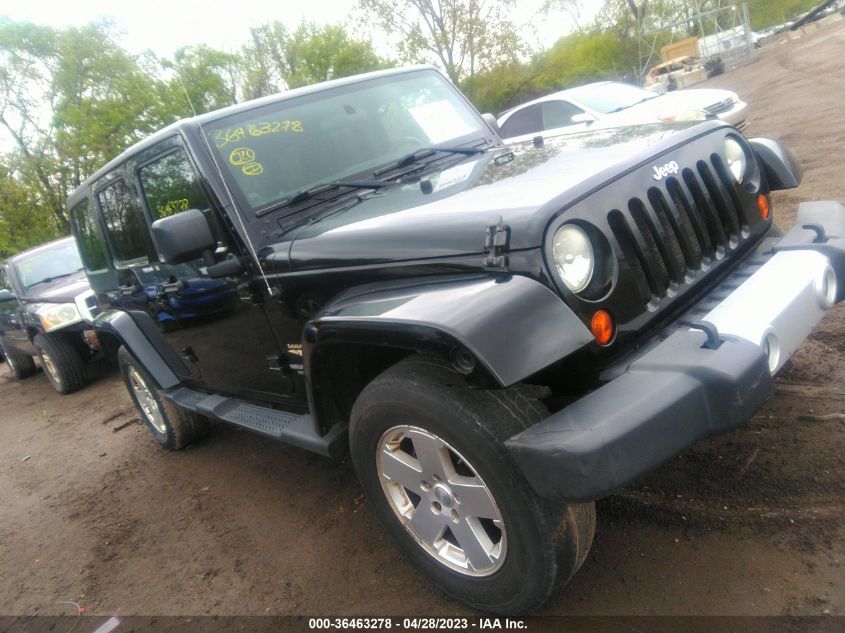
[70,197,109,272]
[138,149,227,246]
[500,104,542,138]
[541,100,587,129]
[96,178,153,266]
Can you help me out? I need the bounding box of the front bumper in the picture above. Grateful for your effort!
[506,201,845,502]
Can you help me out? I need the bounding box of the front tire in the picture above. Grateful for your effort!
[349,357,595,615]
[33,333,88,394]
[1,342,37,380]
[117,346,208,450]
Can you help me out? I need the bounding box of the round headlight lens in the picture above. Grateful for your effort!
[552,224,594,293]
[724,137,747,183]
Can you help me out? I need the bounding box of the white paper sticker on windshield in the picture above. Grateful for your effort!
[409,100,475,145]
[433,160,477,193]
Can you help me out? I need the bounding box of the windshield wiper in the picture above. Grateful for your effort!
[608,94,659,113]
[27,271,76,288]
[373,145,485,177]
[281,179,387,207]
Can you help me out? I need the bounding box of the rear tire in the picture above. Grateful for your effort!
[33,333,88,394]
[118,346,208,450]
[2,341,37,380]
[349,356,595,615]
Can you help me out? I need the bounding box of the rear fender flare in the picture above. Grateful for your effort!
[93,309,189,388]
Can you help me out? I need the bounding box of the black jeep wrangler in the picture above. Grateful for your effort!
[0,236,101,394]
[68,66,845,614]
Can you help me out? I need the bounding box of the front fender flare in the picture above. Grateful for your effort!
[307,274,594,388]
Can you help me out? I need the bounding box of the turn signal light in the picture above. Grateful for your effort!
[758,194,770,220]
[591,310,614,346]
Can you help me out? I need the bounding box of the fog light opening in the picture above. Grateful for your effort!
[819,266,837,307]
[763,332,780,374]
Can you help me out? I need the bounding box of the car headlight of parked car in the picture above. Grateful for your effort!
[552,224,595,293]
[36,303,82,331]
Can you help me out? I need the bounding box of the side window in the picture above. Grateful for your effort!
[97,177,153,266]
[0,264,8,290]
[137,149,228,246]
[541,101,587,130]
[500,104,542,138]
[138,150,211,220]
[69,198,109,272]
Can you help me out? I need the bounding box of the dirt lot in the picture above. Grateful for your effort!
[1,21,844,622]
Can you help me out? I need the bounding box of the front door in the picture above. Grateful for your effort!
[93,139,293,402]
[0,263,28,354]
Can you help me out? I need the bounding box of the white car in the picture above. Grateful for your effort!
[497,81,747,142]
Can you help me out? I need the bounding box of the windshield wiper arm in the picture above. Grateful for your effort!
[283,179,387,207]
[373,145,485,177]
[28,271,75,287]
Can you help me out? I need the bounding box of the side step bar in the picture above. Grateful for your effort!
[164,387,347,457]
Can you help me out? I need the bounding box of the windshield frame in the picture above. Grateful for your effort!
[199,68,494,219]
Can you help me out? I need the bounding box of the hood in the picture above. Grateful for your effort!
[22,271,90,304]
[615,89,736,123]
[274,121,704,272]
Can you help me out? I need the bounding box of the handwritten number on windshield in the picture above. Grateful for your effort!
[213,120,303,148]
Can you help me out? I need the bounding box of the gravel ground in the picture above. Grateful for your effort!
[0,19,843,622]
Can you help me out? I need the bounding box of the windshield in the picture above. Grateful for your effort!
[567,82,658,114]
[202,70,486,214]
[13,240,83,291]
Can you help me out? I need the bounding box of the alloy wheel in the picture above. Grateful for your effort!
[127,366,166,433]
[376,425,506,576]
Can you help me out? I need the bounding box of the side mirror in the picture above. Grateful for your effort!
[482,113,501,136]
[151,209,216,265]
[571,113,596,125]
[0,288,16,302]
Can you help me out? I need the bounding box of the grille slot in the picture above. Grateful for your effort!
[666,177,712,259]
[607,210,653,303]
[648,188,693,274]
[683,168,727,252]
[697,160,741,238]
[628,198,675,289]
[711,153,749,227]
[606,155,755,309]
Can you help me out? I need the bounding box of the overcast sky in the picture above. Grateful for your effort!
[0,0,591,59]
[0,0,596,151]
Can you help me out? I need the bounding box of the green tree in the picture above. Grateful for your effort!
[0,157,60,257]
[0,19,173,231]
[242,21,389,98]
[163,45,242,115]
[358,0,524,98]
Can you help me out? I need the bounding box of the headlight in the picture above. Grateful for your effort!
[552,224,594,293]
[37,303,82,331]
[724,137,748,183]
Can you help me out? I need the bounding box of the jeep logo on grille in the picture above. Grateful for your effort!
[652,161,680,181]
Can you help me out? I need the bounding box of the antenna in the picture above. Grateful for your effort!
[164,60,198,117]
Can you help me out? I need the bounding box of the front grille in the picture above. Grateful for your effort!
[704,98,735,115]
[607,154,750,308]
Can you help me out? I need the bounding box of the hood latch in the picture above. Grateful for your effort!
[483,217,510,271]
